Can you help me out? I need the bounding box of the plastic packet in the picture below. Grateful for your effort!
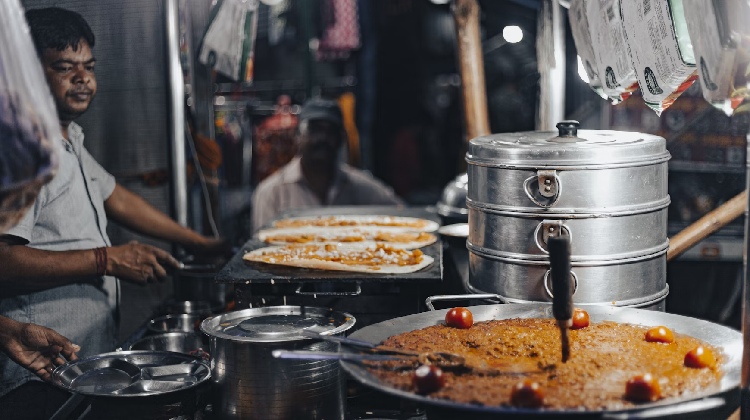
[199,0,259,82]
[620,0,697,115]
[586,0,639,104]
[683,0,750,116]
[568,0,607,99]
[0,0,60,232]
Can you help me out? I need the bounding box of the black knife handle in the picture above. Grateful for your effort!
[548,235,573,321]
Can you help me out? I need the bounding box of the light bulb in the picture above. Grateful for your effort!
[502,26,523,44]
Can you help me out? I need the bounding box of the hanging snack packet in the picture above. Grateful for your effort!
[620,0,697,115]
[683,0,750,115]
[586,0,639,104]
[0,0,60,231]
[199,0,259,82]
[568,0,606,99]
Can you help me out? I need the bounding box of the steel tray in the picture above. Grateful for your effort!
[52,350,211,397]
[216,206,443,284]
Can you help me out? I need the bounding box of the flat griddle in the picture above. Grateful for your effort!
[215,206,443,284]
[342,304,741,419]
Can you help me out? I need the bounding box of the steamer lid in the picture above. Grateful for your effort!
[466,121,669,168]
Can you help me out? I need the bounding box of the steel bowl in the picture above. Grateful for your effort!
[129,332,207,355]
[159,300,213,315]
[148,314,203,334]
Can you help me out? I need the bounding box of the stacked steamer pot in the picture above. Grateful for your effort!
[466,121,670,310]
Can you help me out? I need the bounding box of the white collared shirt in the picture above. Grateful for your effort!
[251,156,403,230]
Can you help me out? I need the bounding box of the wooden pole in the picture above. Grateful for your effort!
[667,190,747,261]
[453,0,491,144]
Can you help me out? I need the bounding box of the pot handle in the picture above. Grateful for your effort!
[533,220,572,253]
[425,294,507,311]
[295,282,362,296]
[543,269,578,298]
[523,170,561,208]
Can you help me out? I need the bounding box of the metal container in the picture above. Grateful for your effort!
[159,299,212,316]
[148,313,203,334]
[468,247,669,309]
[173,259,226,312]
[130,332,206,355]
[466,121,670,308]
[436,172,469,224]
[201,306,356,420]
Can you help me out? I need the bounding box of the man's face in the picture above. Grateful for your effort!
[297,119,342,162]
[40,39,97,122]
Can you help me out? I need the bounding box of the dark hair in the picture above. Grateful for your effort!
[25,7,95,57]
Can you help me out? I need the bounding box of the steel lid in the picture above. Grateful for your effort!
[200,305,356,343]
[466,121,669,169]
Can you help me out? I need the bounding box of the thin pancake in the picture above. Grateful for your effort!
[258,226,438,249]
[243,243,434,274]
[272,215,440,232]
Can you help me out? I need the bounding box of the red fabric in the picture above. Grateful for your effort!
[317,0,360,61]
[253,96,299,184]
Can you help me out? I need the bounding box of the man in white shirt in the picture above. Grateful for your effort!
[252,98,403,229]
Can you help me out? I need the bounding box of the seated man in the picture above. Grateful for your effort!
[252,98,403,229]
[0,8,225,417]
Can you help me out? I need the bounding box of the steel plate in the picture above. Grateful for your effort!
[342,304,741,419]
[52,350,211,397]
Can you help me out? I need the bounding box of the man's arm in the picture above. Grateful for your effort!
[0,239,180,294]
[0,242,99,293]
[105,184,226,253]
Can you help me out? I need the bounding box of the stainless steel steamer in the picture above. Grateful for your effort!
[466,121,670,309]
[200,306,355,420]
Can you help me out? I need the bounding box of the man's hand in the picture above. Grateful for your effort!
[0,317,80,382]
[107,241,180,284]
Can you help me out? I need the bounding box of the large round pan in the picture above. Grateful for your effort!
[342,304,741,419]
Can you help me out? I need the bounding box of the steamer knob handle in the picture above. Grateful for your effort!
[556,120,579,137]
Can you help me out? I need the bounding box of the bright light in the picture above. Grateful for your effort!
[259,0,283,5]
[502,26,523,44]
[577,55,590,83]
[429,0,451,3]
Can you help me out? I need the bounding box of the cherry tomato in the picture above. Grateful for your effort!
[570,308,590,330]
[625,373,662,402]
[644,326,674,344]
[412,364,445,394]
[510,379,544,408]
[684,346,716,369]
[445,307,473,329]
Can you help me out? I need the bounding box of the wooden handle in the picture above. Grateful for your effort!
[667,190,747,261]
[453,0,491,142]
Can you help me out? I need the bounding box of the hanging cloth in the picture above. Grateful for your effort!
[316,0,361,61]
